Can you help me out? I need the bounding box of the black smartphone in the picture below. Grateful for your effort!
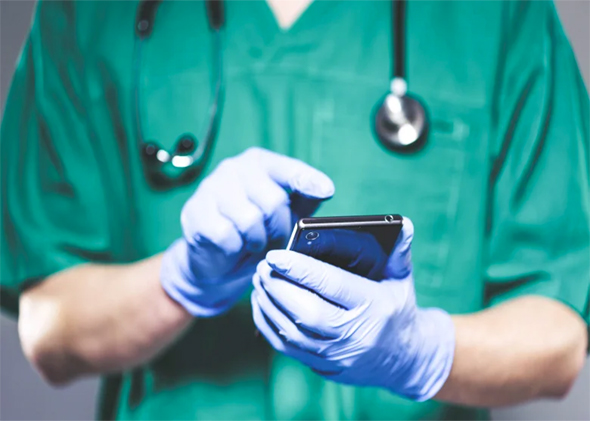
[286,214,403,280]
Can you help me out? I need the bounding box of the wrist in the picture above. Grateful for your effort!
[157,274,194,323]
[390,307,455,401]
[160,238,223,317]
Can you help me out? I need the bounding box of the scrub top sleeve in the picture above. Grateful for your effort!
[484,1,590,326]
[1,2,111,316]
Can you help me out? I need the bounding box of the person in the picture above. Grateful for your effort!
[1,0,588,420]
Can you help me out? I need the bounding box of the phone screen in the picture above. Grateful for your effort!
[288,220,402,280]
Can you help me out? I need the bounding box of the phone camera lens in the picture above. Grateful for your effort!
[305,231,319,241]
[385,215,395,223]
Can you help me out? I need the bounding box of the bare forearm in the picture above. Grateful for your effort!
[435,296,587,406]
[18,255,192,385]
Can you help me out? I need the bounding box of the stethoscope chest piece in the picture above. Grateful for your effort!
[374,0,430,155]
[374,90,429,154]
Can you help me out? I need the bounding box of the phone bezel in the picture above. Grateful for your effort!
[286,214,403,250]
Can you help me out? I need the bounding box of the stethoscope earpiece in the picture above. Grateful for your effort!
[140,134,198,169]
[175,134,197,154]
[141,141,161,164]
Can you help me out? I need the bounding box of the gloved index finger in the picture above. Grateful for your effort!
[265,250,370,310]
[256,148,335,200]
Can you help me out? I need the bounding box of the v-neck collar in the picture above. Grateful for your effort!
[260,0,319,36]
[228,0,341,65]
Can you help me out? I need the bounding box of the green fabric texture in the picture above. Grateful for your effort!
[1,1,588,420]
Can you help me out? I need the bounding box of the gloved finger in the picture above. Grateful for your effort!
[252,148,335,200]
[244,174,292,247]
[252,274,329,355]
[195,263,253,292]
[182,196,245,280]
[161,239,253,315]
[182,192,243,252]
[217,190,267,253]
[251,293,337,372]
[265,250,372,310]
[191,272,253,312]
[257,260,347,339]
[231,251,267,276]
[384,217,414,280]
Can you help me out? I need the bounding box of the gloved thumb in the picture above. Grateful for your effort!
[252,148,334,218]
[384,217,414,279]
[257,149,334,198]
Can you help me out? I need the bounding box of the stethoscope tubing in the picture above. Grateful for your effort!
[133,0,428,190]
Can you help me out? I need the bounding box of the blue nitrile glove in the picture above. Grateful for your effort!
[161,147,334,317]
[251,219,455,401]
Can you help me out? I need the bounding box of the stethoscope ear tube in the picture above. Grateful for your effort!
[133,0,430,191]
[206,0,225,29]
[135,0,162,38]
[133,0,224,191]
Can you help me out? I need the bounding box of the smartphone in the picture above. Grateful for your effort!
[286,214,403,280]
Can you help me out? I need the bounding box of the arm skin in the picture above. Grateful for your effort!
[19,263,587,407]
[18,255,193,386]
[435,295,588,407]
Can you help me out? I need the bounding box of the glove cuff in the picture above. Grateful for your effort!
[398,307,456,402]
[160,239,235,318]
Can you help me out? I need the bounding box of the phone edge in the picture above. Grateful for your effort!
[286,215,403,250]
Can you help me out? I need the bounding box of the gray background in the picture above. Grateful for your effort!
[0,0,589,420]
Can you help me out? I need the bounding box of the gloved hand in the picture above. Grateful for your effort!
[161,147,334,317]
[251,219,455,401]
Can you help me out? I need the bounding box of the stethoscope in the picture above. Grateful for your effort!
[133,0,429,190]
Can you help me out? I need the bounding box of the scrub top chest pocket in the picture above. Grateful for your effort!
[308,81,488,295]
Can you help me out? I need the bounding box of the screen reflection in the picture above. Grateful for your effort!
[290,225,401,280]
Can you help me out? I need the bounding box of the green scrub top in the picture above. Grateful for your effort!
[2,0,589,419]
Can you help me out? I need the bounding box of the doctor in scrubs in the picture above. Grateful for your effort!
[2,0,589,420]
